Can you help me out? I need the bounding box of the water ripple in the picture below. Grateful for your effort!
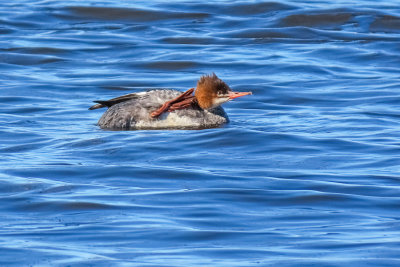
[62,6,210,21]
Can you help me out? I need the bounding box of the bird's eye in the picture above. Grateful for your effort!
[217,91,223,96]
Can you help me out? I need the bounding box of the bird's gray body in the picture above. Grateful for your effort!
[97,89,228,130]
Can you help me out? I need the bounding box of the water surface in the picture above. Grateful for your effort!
[1,0,400,266]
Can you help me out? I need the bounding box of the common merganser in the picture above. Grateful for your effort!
[89,73,251,130]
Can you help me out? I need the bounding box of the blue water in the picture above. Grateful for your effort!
[1,0,400,266]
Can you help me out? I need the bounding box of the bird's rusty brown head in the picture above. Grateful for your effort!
[195,73,251,109]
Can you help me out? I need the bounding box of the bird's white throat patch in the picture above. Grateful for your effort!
[211,97,230,109]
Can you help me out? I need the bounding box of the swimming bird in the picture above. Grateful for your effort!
[89,73,251,130]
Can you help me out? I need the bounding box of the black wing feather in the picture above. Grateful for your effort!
[89,93,139,110]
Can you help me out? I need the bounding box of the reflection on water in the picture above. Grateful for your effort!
[1,0,400,265]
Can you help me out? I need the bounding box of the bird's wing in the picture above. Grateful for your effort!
[88,92,140,110]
